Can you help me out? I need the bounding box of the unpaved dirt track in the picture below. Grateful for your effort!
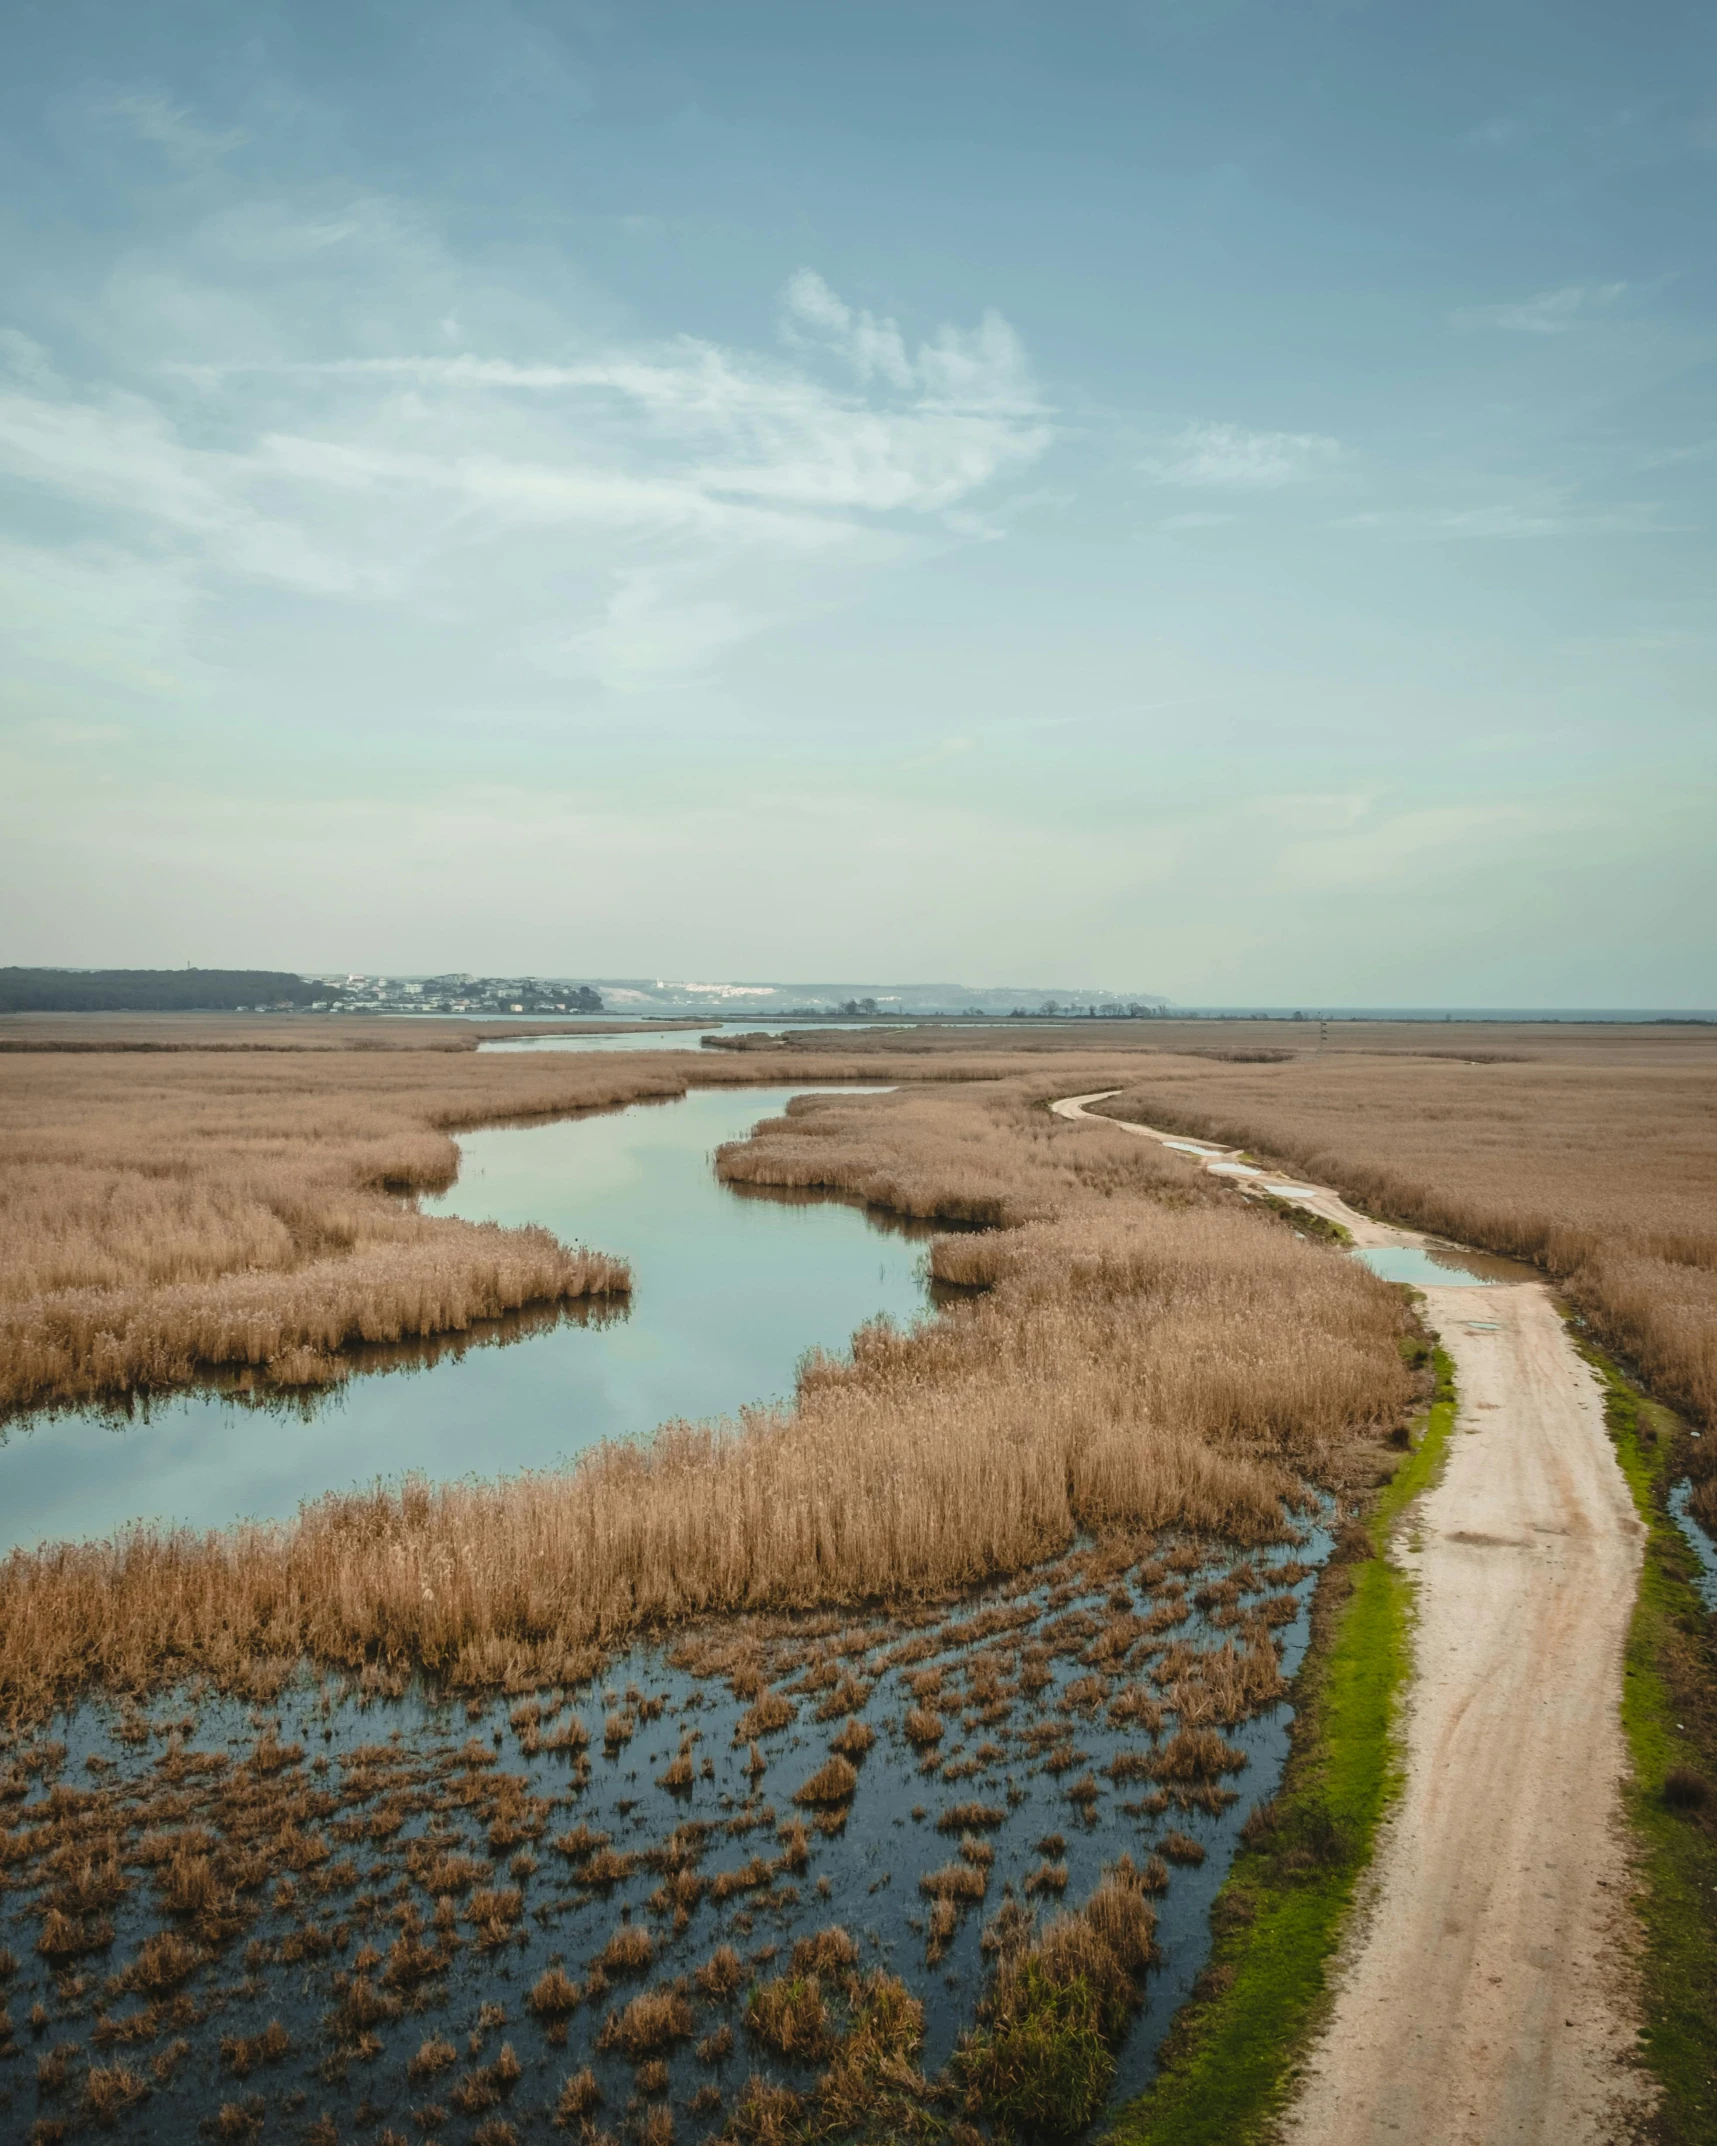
[1054,1095,1653,2145]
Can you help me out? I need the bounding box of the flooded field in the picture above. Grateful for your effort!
[0,1524,1326,2142]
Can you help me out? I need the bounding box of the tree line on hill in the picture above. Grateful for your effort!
[0,969,331,1014]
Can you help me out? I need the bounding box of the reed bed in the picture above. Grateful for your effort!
[0,1032,1095,1417]
[1089,1044,1717,1515]
[0,1050,696,1415]
[0,1077,1412,1720]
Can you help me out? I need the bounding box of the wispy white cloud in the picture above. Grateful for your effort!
[1456,282,1627,334]
[1142,420,1342,489]
[1641,437,1717,469]
[90,88,248,164]
[0,253,1052,692]
[1329,493,1676,539]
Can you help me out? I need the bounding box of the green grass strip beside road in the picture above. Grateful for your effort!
[1105,1345,1457,2146]
[1576,1340,1717,2144]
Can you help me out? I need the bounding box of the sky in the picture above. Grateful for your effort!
[1,0,1713,1005]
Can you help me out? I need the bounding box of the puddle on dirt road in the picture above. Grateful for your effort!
[1353,1244,1542,1289]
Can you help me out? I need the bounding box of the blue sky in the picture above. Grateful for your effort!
[2,0,1713,1002]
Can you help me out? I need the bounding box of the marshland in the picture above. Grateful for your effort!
[0,1016,1709,2143]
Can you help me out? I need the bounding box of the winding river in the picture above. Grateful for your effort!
[0,1085,931,1553]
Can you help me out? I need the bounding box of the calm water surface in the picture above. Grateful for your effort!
[475,1020,913,1053]
[1353,1242,1542,1288]
[478,1025,729,1051]
[0,1086,930,1553]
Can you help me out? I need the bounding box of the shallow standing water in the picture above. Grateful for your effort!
[1669,1482,1717,1609]
[0,1087,929,1554]
[0,1084,1339,2142]
[1352,1243,1542,1288]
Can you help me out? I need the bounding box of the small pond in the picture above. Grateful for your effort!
[479,1029,729,1053]
[475,1021,914,1056]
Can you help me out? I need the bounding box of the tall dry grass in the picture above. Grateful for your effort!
[0,1076,1413,1720]
[0,1050,703,1414]
[0,1030,1193,1416]
[1089,1045,1717,1512]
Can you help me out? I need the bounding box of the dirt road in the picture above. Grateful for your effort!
[1053,1094,1651,2143]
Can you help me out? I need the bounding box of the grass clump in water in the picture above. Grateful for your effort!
[957,1857,1158,2139]
[1103,1343,1456,2146]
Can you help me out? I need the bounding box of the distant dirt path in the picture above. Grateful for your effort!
[1053,1094,1652,2143]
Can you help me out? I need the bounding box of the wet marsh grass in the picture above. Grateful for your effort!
[0,1074,1412,1722]
[0,1030,1445,2134]
[1106,1346,1458,2146]
[0,1024,1153,1424]
[0,1524,1334,2141]
[0,1047,695,1417]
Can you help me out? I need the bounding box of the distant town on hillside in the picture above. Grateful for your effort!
[0,969,1169,1019]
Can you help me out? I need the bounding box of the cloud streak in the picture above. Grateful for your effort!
[1456,282,1627,334]
[1142,420,1342,489]
[0,246,1053,691]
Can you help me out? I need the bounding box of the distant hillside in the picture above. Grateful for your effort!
[0,968,333,1014]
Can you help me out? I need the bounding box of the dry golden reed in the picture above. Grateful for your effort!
[0,1029,1069,1417]
[1090,1038,1717,1466]
[0,1048,681,1414]
[0,1073,1412,1720]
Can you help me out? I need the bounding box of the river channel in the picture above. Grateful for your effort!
[0,1086,931,1555]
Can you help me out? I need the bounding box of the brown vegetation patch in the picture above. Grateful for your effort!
[745,1972,831,2062]
[729,2075,804,2144]
[1146,1726,1250,1782]
[792,1756,858,1807]
[593,1924,653,1977]
[526,1965,582,2020]
[0,1065,1410,1719]
[118,1929,201,1994]
[903,1706,946,1747]
[219,2019,290,2077]
[938,1801,1005,1832]
[920,1861,989,1904]
[447,2042,522,2114]
[695,1944,744,2000]
[597,1987,694,2059]
[828,1717,875,1761]
[734,1691,795,1742]
[1094,1034,1717,1507]
[551,2066,601,2125]
[84,2062,150,2123]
